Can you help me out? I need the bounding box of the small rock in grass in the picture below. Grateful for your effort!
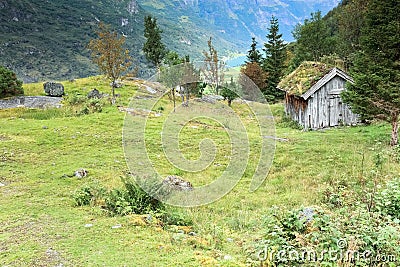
[0,182,5,187]
[112,224,122,229]
[223,255,233,261]
[162,175,193,191]
[226,238,233,242]
[42,126,48,129]
[84,224,93,228]
[74,169,88,178]
[188,231,197,236]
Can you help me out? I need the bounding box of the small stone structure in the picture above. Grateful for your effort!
[43,82,64,97]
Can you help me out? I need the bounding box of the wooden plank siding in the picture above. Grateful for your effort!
[284,70,359,130]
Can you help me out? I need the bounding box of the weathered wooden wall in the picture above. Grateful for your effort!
[285,76,359,130]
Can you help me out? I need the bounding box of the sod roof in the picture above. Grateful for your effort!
[278,61,332,96]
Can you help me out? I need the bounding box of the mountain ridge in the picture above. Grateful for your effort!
[0,0,341,82]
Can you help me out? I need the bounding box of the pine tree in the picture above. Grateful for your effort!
[0,65,23,98]
[221,77,238,106]
[341,0,400,146]
[263,16,287,101]
[246,37,262,64]
[143,15,167,70]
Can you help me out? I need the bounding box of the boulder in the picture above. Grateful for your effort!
[43,82,64,97]
[87,88,102,99]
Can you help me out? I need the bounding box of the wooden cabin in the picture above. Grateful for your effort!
[278,61,359,130]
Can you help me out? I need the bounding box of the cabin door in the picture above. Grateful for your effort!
[329,96,339,127]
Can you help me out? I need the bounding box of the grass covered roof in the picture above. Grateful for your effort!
[278,61,332,96]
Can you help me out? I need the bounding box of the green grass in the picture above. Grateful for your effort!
[1,77,399,266]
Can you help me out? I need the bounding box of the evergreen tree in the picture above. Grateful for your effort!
[246,37,262,64]
[291,11,335,67]
[143,15,167,70]
[221,77,238,107]
[0,65,23,98]
[341,0,400,146]
[263,16,287,101]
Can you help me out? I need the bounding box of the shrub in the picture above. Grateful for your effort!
[375,177,400,220]
[0,65,23,98]
[105,177,165,215]
[247,205,400,266]
[72,182,106,206]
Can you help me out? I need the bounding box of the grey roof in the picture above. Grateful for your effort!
[301,67,354,100]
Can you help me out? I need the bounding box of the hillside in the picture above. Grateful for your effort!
[0,0,341,82]
[1,77,399,265]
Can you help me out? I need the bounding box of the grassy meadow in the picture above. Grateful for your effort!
[1,77,399,266]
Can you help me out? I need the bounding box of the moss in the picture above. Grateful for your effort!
[278,61,332,96]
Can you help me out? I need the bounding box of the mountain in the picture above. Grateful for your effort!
[0,0,341,82]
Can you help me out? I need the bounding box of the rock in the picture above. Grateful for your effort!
[74,168,88,178]
[111,224,122,229]
[84,224,93,228]
[0,182,5,187]
[43,82,64,97]
[162,175,193,191]
[223,255,233,261]
[42,126,48,129]
[110,81,123,88]
[87,88,102,99]
[0,96,62,109]
[299,207,315,223]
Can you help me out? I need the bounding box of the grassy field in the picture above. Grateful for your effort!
[1,77,399,266]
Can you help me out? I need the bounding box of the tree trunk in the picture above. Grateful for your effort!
[390,113,399,146]
[111,83,116,105]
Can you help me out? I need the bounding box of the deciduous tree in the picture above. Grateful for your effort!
[202,37,224,95]
[87,22,131,103]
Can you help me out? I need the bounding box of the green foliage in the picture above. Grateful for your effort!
[105,177,165,216]
[72,182,106,207]
[87,22,132,100]
[291,11,336,69]
[143,15,167,69]
[262,16,287,102]
[375,177,400,220]
[0,65,23,98]
[341,0,400,146]
[246,37,262,64]
[64,93,105,115]
[158,208,193,226]
[221,77,238,106]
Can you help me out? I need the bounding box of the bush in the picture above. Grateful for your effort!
[375,177,400,220]
[72,182,106,206]
[0,65,23,98]
[247,205,400,266]
[64,93,104,115]
[105,177,165,216]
